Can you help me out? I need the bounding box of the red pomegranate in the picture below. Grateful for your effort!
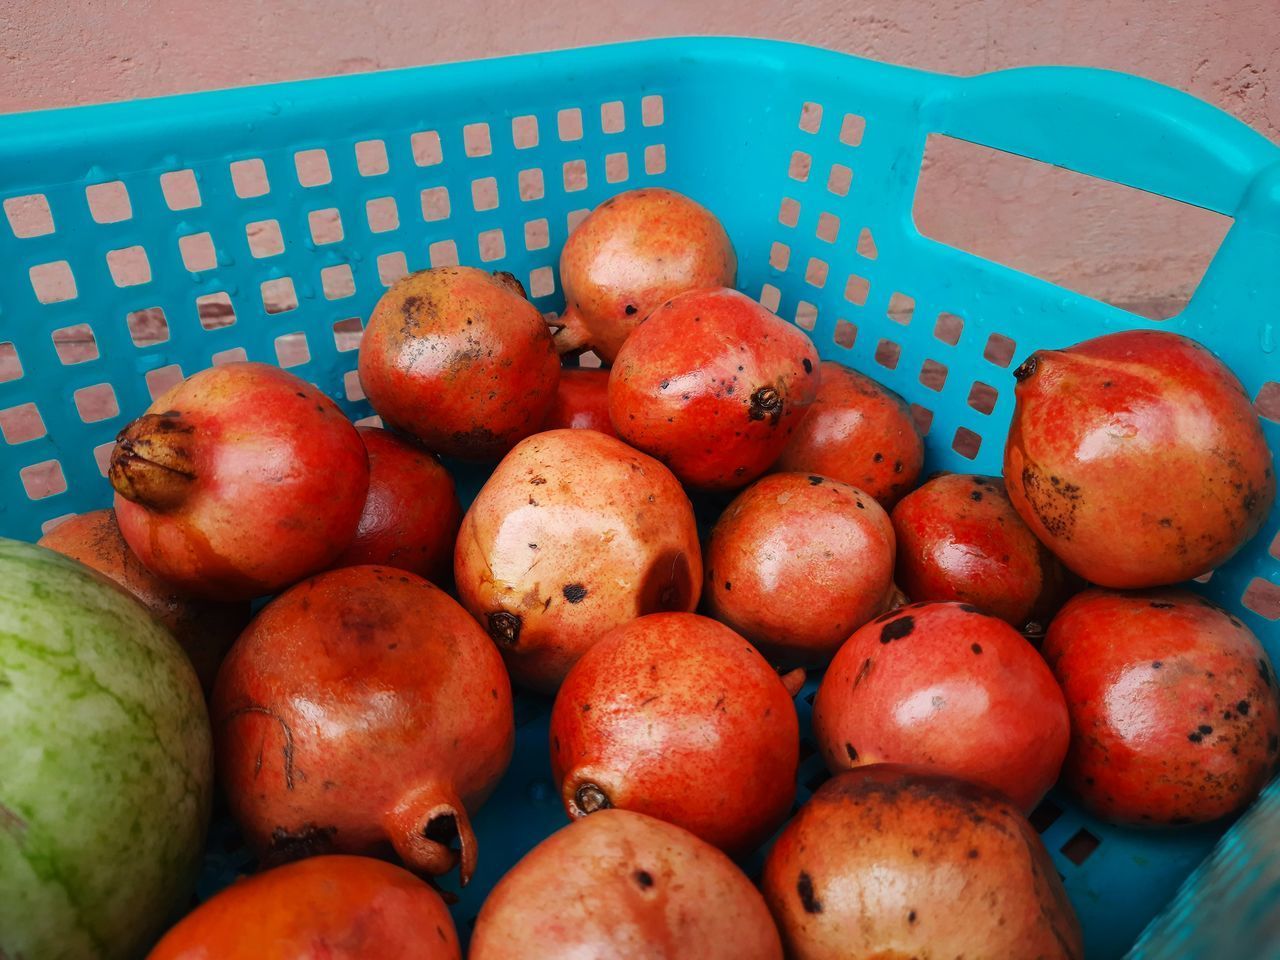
[455,429,702,693]
[609,287,820,490]
[1005,329,1275,588]
[891,473,1076,632]
[358,267,559,460]
[762,767,1082,960]
[813,602,1068,811]
[554,187,737,362]
[1043,589,1280,826]
[550,612,798,855]
[705,473,896,667]
[146,855,460,960]
[541,367,616,437]
[212,566,514,885]
[38,508,248,695]
[331,426,461,584]
[110,361,368,601]
[776,361,924,508]
[470,809,782,960]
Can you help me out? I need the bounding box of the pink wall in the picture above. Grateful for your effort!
[3,1,1277,310]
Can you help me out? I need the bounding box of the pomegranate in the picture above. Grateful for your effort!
[554,187,737,362]
[212,566,514,885]
[38,508,248,695]
[470,809,782,960]
[331,426,462,583]
[358,267,559,459]
[110,361,368,601]
[776,361,924,507]
[705,473,896,666]
[1005,329,1275,588]
[813,602,1068,811]
[550,612,798,854]
[1043,588,1280,826]
[455,428,701,693]
[146,855,460,960]
[891,473,1076,632]
[762,767,1082,960]
[541,366,616,437]
[609,287,820,490]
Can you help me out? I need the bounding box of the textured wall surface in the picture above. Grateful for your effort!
[2,0,1278,310]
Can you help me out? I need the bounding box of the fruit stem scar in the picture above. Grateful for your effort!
[748,386,783,422]
[575,782,611,814]
[487,611,522,647]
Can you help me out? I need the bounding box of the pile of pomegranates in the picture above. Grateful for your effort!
[13,182,1276,960]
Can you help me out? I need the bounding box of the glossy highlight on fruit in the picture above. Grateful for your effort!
[762,766,1083,960]
[470,810,782,960]
[1044,588,1280,826]
[331,426,462,583]
[554,187,737,362]
[1004,329,1275,588]
[455,428,702,693]
[213,566,514,885]
[891,473,1076,631]
[813,601,1069,811]
[359,266,560,460]
[776,361,924,507]
[38,508,249,695]
[550,612,799,854]
[147,855,460,960]
[609,287,820,490]
[110,361,369,601]
[706,472,897,666]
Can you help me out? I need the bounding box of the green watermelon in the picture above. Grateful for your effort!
[0,538,213,960]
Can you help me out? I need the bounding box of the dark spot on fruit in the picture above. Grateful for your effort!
[846,743,858,762]
[796,872,823,913]
[1152,661,1163,669]
[971,643,983,654]
[724,581,732,591]
[1199,724,1213,735]
[808,475,823,485]
[633,869,654,888]
[562,583,588,603]
[967,848,979,859]
[856,500,865,509]
[1188,732,1203,743]
[660,380,670,390]
[911,847,921,858]
[802,358,813,373]
[1159,517,1173,527]
[295,391,307,398]
[893,460,903,474]
[881,615,915,643]
[1237,700,1251,716]
[487,611,522,647]
[1151,602,1174,609]
[401,295,422,316]
[263,823,338,867]
[957,604,983,614]
[625,304,637,315]
[970,490,983,501]
[873,452,884,463]
[908,909,918,924]
[854,657,872,687]
[530,475,547,485]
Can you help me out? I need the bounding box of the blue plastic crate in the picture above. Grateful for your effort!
[1,37,1277,958]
